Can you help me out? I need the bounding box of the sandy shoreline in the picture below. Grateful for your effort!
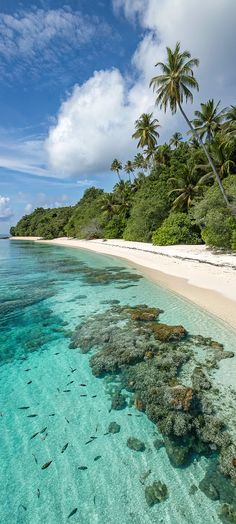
[11,237,236,331]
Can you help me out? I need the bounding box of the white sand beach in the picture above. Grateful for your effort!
[11,237,236,330]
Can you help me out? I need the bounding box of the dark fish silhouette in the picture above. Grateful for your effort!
[66,381,74,386]
[65,417,70,424]
[25,369,31,372]
[57,388,60,392]
[32,453,38,464]
[80,384,87,387]
[92,395,97,398]
[41,461,52,470]
[18,406,30,410]
[103,432,109,436]
[30,431,39,440]
[85,440,94,445]
[63,390,71,393]
[37,488,40,498]
[27,414,38,418]
[127,414,132,416]
[90,436,97,440]
[61,443,69,453]
[27,381,32,385]
[54,353,60,355]
[67,508,77,519]
[40,427,47,434]
[78,466,87,470]
[80,394,87,397]
[18,504,27,511]
[94,455,101,461]
[93,495,96,504]
[71,368,77,373]
[49,413,55,416]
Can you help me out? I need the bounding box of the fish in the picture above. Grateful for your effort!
[40,427,47,434]
[27,381,32,385]
[90,436,97,440]
[18,504,27,511]
[66,381,74,386]
[57,388,60,392]
[32,453,38,464]
[127,414,132,417]
[27,414,38,418]
[65,417,70,424]
[63,390,71,393]
[71,368,77,373]
[25,369,31,372]
[93,495,96,505]
[80,384,87,387]
[78,466,87,470]
[80,394,87,397]
[37,488,40,498]
[92,395,97,398]
[103,432,109,436]
[18,406,30,410]
[49,413,55,416]
[94,455,101,461]
[30,431,39,440]
[67,508,77,519]
[61,443,69,453]
[85,440,94,445]
[41,461,52,470]
[54,353,60,355]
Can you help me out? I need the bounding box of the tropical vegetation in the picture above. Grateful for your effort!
[11,42,236,250]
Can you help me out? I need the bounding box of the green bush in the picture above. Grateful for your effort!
[104,215,127,239]
[201,210,236,249]
[152,213,201,246]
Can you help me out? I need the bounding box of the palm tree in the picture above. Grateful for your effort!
[169,166,202,211]
[133,153,147,171]
[153,144,171,166]
[131,172,146,192]
[197,137,236,184]
[110,159,122,181]
[124,160,134,181]
[169,132,183,148]
[132,113,160,152]
[101,194,118,220]
[191,99,226,142]
[150,41,230,207]
[225,105,236,124]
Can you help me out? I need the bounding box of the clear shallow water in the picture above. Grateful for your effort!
[0,240,236,524]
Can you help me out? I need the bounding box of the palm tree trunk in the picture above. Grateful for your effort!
[178,102,230,208]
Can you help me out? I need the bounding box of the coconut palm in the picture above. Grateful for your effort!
[132,113,160,152]
[197,137,236,184]
[133,153,147,171]
[191,99,226,142]
[110,159,122,181]
[101,194,118,220]
[169,166,202,211]
[169,132,183,148]
[150,41,230,207]
[131,172,146,192]
[124,160,134,181]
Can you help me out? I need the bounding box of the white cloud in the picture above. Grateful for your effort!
[46,68,157,176]
[0,136,52,177]
[0,195,13,220]
[24,203,33,214]
[0,7,112,81]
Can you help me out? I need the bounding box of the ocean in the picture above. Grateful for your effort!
[0,239,235,524]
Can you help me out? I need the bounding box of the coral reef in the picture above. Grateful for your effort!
[144,481,169,506]
[127,437,146,452]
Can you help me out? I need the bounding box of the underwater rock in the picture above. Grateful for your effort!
[199,459,236,507]
[144,481,169,506]
[111,391,127,410]
[153,438,164,450]
[164,437,190,466]
[165,385,193,412]
[220,445,236,484]
[127,437,145,452]
[148,323,187,342]
[191,367,211,392]
[125,305,163,322]
[218,503,236,523]
[108,422,121,434]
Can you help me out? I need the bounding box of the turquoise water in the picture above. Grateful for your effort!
[0,240,236,524]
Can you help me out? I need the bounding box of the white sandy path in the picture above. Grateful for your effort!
[11,237,236,330]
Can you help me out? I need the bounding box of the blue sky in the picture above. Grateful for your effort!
[0,0,235,232]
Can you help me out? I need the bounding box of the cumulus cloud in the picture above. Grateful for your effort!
[0,195,14,220]
[45,0,236,177]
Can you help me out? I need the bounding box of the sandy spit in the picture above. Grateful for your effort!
[11,237,236,330]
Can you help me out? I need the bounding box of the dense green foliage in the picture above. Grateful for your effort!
[11,42,236,250]
[152,213,201,245]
